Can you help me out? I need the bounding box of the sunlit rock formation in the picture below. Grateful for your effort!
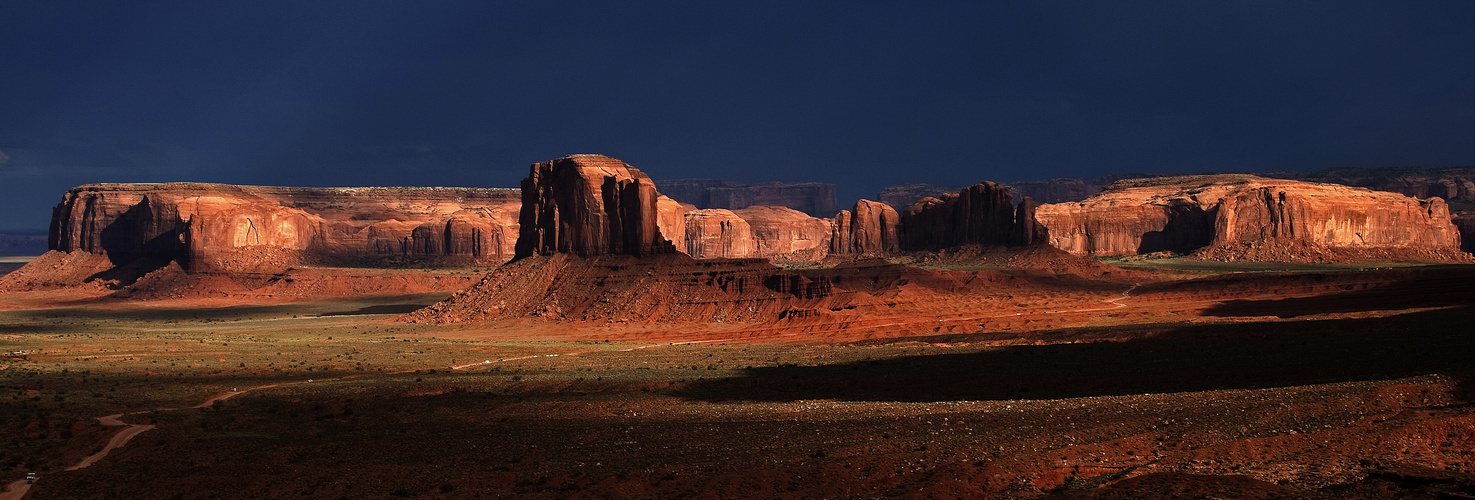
[48,183,520,271]
[1037,175,1468,262]
[514,154,677,258]
[831,200,900,255]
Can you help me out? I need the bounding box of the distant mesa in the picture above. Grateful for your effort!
[879,176,1129,211]
[1262,166,1475,212]
[1036,174,1469,263]
[656,178,838,218]
[8,183,520,293]
[50,183,520,269]
[13,156,1475,303]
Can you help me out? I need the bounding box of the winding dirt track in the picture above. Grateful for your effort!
[0,479,28,500]
[3,380,325,498]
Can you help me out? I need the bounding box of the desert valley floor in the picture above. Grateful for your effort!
[3,257,1474,499]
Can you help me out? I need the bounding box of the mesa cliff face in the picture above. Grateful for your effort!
[48,183,521,271]
[683,209,755,259]
[899,182,1047,250]
[514,154,677,258]
[1037,175,1468,262]
[831,200,900,255]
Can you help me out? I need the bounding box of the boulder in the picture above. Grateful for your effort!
[514,154,677,258]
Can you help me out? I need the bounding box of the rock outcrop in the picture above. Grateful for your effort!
[732,206,832,262]
[657,196,693,252]
[408,253,846,325]
[1456,216,1475,253]
[681,206,833,262]
[831,200,900,255]
[47,183,521,272]
[515,154,677,259]
[656,179,839,217]
[1037,175,1468,262]
[684,209,755,259]
[898,182,1047,250]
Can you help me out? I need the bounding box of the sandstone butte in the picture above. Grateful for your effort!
[831,199,901,255]
[516,154,682,258]
[47,182,522,272]
[1036,174,1469,263]
[899,181,1047,250]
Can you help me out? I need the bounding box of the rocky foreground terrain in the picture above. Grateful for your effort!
[3,155,1475,498]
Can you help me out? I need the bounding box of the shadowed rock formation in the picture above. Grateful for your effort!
[515,154,677,259]
[1456,216,1475,253]
[656,179,839,217]
[1037,175,1469,262]
[898,182,1047,250]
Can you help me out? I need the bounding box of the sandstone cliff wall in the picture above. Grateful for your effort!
[684,209,754,259]
[897,182,1047,250]
[1037,175,1468,262]
[515,154,677,258]
[1456,216,1475,254]
[49,183,521,271]
[681,206,832,261]
[732,206,832,262]
[831,200,899,255]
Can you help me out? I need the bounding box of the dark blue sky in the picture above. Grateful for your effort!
[3,1,1474,230]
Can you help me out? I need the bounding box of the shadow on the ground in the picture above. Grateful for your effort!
[1204,272,1475,318]
[317,303,434,316]
[0,292,451,324]
[677,306,1475,403]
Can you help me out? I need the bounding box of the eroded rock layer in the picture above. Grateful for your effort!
[48,183,521,271]
[1037,175,1468,262]
[515,154,676,258]
[407,253,842,324]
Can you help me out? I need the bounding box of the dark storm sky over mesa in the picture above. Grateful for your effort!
[2,1,1474,230]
